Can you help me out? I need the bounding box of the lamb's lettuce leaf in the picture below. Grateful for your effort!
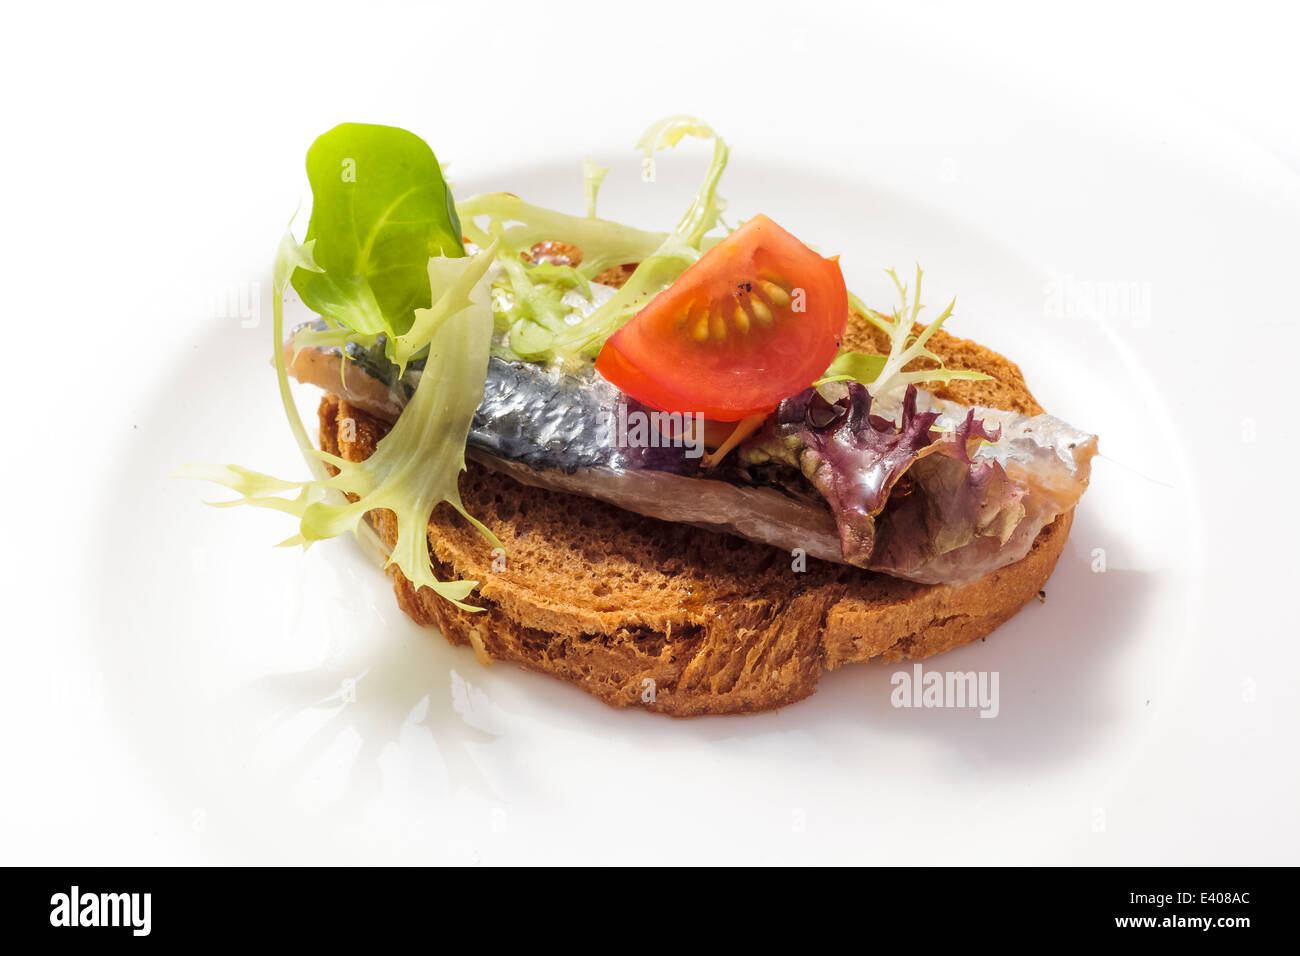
[291,123,465,358]
[817,351,887,387]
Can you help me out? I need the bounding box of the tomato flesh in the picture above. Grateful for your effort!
[594,215,848,421]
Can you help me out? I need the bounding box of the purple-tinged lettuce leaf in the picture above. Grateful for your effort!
[741,383,943,561]
[868,450,1026,580]
[739,382,1039,580]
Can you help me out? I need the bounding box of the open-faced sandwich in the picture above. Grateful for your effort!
[182,117,1097,716]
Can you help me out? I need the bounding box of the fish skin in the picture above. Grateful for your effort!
[471,357,692,475]
[294,323,699,475]
[286,328,1096,583]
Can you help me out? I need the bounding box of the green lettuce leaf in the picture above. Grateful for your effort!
[291,123,465,356]
[816,351,887,387]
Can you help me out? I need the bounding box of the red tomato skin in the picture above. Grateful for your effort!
[595,215,847,421]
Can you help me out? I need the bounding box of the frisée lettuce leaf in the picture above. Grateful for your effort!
[812,265,995,396]
[457,115,731,366]
[549,116,731,363]
[857,266,992,399]
[178,239,501,612]
[816,351,887,388]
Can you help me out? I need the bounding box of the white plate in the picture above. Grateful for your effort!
[80,147,1224,865]
[8,3,1298,865]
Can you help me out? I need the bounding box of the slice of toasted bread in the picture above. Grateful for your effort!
[318,310,1073,716]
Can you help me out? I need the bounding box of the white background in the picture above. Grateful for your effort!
[2,0,1297,864]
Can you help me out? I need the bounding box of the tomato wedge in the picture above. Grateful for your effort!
[594,214,848,421]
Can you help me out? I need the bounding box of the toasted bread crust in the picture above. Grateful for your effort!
[319,316,1074,716]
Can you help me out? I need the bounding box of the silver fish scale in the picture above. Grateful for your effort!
[470,358,692,475]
